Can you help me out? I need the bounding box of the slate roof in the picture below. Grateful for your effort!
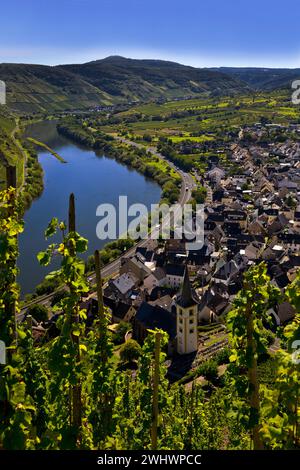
[213,260,239,281]
[277,302,296,323]
[166,264,185,277]
[112,273,137,295]
[176,267,198,309]
[103,296,133,320]
[135,302,176,339]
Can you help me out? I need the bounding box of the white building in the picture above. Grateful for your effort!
[166,264,185,289]
[0,80,5,105]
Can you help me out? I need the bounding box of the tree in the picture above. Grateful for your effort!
[0,181,36,450]
[260,273,300,448]
[26,304,49,323]
[119,339,142,364]
[143,134,152,142]
[227,263,281,450]
[192,185,207,204]
[37,196,89,447]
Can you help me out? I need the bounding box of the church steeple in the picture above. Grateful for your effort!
[175,266,198,355]
[177,266,196,309]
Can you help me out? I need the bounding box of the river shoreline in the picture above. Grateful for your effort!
[57,120,181,205]
[18,120,162,296]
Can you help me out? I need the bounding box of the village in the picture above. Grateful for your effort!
[20,119,300,383]
[62,121,298,380]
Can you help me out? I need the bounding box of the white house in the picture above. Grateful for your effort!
[166,264,185,288]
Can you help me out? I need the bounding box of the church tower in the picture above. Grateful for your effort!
[176,267,198,355]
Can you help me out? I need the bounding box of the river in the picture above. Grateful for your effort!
[18,120,161,296]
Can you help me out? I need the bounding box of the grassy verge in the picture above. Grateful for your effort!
[27,137,67,163]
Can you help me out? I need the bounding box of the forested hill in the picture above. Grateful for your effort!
[60,56,248,102]
[211,67,300,91]
[0,56,249,113]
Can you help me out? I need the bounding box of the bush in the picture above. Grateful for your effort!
[214,347,230,365]
[143,134,152,142]
[26,304,49,323]
[119,339,142,364]
[192,186,207,204]
[197,359,218,383]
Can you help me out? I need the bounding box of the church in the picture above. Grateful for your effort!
[175,267,199,355]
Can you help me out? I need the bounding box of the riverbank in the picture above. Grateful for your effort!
[57,118,181,205]
[20,140,44,210]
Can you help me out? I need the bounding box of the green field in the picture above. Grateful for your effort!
[169,134,215,143]
[0,88,299,197]
[95,90,299,140]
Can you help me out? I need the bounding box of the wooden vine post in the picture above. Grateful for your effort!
[151,331,161,450]
[244,281,263,451]
[94,248,108,366]
[94,248,110,409]
[68,193,82,434]
[94,249,105,324]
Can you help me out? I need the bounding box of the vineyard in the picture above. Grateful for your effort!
[0,173,299,451]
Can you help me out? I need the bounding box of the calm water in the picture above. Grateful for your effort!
[18,121,161,295]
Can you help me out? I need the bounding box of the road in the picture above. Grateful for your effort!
[87,138,195,281]
[19,137,196,319]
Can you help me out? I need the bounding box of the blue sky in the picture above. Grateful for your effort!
[1,0,299,67]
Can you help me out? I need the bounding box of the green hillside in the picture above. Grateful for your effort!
[61,56,249,101]
[0,57,249,114]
